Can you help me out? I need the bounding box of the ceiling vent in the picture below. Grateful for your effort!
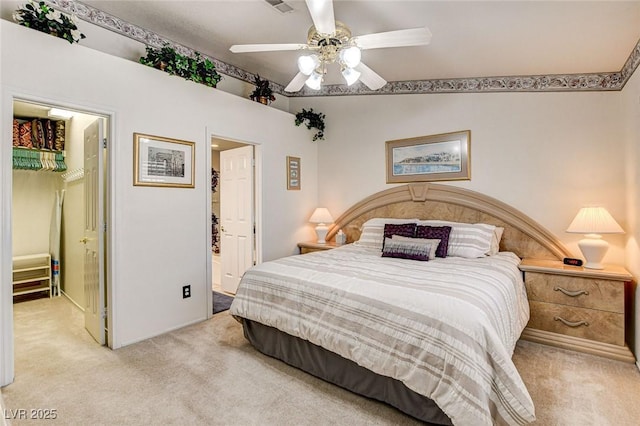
[264,0,294,14]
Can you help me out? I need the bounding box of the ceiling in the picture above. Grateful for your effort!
[81,0,640,88]
[7,1,640,90]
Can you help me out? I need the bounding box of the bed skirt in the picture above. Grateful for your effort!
[241,318,452,425]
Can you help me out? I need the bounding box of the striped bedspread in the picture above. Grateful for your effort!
[230,244,535,425]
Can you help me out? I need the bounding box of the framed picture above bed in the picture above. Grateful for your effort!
[133,133,195,188]
[386,130,470,183]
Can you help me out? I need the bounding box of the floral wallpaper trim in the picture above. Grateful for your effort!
[45,0,640,97]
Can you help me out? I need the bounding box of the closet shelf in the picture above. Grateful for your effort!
[61,168,84,182]
[12,253,52,298]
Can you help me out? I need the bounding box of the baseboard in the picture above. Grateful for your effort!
[119,316,207,348]
[60,291,84,312]
[521,328,636,363]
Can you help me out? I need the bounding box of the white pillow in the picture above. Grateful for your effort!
[392,235,441,260]
[489,227,504,256]
[417,219,496,258]
[354,218,420,250]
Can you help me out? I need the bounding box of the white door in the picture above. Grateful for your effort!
[220,145,254,294]
[82,120,105,344]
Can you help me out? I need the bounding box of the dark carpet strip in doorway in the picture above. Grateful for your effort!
[213,291,234,314]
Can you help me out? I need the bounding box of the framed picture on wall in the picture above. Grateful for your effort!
[385,130,471,183]
[287,156,300,190]
[133,133,195,188]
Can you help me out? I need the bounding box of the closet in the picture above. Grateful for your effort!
[11,100,97,308]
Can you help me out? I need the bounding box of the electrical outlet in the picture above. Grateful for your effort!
[182,285,191,299]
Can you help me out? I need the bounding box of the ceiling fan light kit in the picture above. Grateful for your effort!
[339,46,361,68]
[229,0,431,93]
[295,21,363,89]
[305,71,323,90]
[341,67,361,86]
[297,54,320,75]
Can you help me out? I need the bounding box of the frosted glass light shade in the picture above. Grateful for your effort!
[339,46,361,68]
[48,108,74,119]
[566,207,624,270]
[309,207,334,244]
[305,71,323,90]
[342,67,361,86]
[297,54,319,75]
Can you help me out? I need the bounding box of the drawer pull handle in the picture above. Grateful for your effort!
[554,287,589,297]
[554,316,589,328]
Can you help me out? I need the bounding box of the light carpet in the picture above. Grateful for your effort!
[2,297,640,425]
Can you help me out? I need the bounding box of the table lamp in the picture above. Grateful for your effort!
[309,207,334,244]
[566,206,624,269]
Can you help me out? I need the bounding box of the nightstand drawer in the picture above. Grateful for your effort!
[528,301,624,346]
[525,272,624,313]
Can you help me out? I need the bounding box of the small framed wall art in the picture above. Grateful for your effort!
[133,133,195,188]
[286,156,301,190]
[386,130,471,183]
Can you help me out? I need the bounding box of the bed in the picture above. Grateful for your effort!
[230,183,573,425]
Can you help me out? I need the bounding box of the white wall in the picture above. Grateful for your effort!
[0,2,290,113]
[11,170,59,256]
[71,8,291,113]
[1,20,318,360]
[622,67,640,361]
[290,91,628,265]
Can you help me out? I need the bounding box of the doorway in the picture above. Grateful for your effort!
[11,99,109,351]
[210,138,255,295]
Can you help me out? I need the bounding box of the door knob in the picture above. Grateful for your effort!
[79,237,88,244]
[221,226,226,232]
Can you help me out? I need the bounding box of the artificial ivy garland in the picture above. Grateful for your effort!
[294,108,326,141]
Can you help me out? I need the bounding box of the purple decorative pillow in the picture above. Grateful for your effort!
[381,238,431,261]
[415,225,452,258]
[382,223,417,250]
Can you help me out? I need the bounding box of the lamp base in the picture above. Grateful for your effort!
[315,223,329,244]
[577,235,609,270]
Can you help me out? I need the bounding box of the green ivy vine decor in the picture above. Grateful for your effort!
[294,108,326,141]
[13,1,86,44]
[139,44,222,88]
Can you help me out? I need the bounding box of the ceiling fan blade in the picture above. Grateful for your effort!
[230,43,307,53]
[305,0,336,35]
[355,62,387,90]
[353,27,432,50]
[284,72,308,92]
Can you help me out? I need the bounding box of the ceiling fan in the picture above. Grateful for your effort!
[229,0,432,92]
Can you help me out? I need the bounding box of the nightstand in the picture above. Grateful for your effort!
[519,258,635,362]
[298,241,339,254]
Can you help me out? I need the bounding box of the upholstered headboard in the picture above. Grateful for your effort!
[326,183,572,260]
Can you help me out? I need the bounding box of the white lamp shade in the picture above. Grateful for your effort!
[342,67,361,86]
[297,54,319,75]
[566,207,624,235]
[566,207,623,269]
[305,71,323,90]
[339,46,361,68]
[309,207,334,224]
[309,207,334,244]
